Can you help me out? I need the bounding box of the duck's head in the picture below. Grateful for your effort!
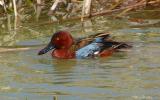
[38,31,74,55]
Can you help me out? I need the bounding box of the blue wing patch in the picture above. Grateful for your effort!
[76,43,101,59]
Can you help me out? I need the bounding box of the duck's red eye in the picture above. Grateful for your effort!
[56,37,60,40]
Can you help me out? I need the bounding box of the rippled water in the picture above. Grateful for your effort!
[0,10,160,100]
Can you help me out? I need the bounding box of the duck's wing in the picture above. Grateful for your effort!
[75,32,111,49]
[76,43,102,59]
[75,32,132,58]
[101,40,132,50]
[97,40,132,57]
[75,39,132,59]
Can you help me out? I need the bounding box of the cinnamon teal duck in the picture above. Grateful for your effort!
[38,31,131,59]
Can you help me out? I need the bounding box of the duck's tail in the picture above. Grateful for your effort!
[99,41,132,57]
[109,41,132,51]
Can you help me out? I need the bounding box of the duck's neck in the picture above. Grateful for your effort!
[52,48,75,59]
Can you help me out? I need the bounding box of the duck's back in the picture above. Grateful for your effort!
[76,36,132,59]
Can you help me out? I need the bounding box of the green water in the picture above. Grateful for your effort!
[0,10,160,100]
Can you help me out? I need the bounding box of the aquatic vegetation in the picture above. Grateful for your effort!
[0,0,159,21]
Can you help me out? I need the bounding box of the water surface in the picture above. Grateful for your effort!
[0,10,160,100]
